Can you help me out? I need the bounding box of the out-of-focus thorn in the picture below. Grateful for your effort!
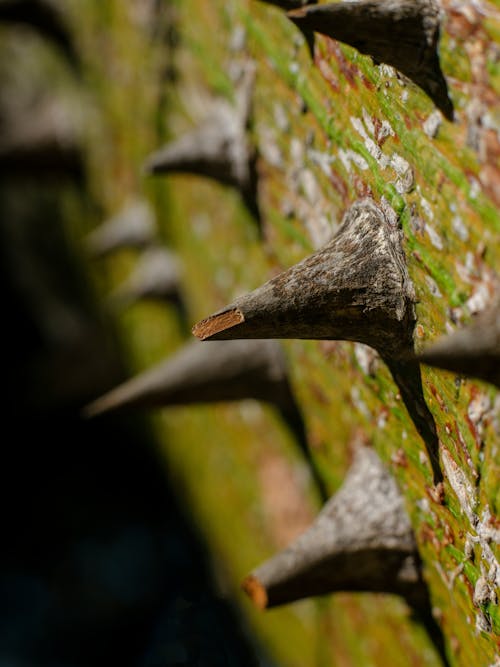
[417,301,500,388]
[193,198,415,360]
[82,337,327,498]
[85,200,157,259]
[106,246,183,310]
[287,0,454,120]
[84,339,296,417]
[143,64,261,225]
[0,97,83,179]
[0,0,79,68]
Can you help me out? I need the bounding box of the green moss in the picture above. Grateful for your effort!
[71,0,500,664]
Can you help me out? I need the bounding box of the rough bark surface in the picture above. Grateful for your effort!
[29,1,500,665]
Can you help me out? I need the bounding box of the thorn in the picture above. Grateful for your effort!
[287,0,454,120]
[242,445,451,664]
[0,0,80,68]
[242,574,268,610]
[82,338,327,499]
[193,198,415,360]
[85,200,157,258]
[417,302,500,388]
[84,339,294,418]
[193,198,445,483]
[0,97,83,180]
[106,247,183,310]
[242,446,423,608]
[143,64,261,224]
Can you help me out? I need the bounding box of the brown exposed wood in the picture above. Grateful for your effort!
[287,0,453,119]
[193,308,244,340]
[242,574,268,610]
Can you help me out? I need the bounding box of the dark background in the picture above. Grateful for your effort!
[0,6,273,665]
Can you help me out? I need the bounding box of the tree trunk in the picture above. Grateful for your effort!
[7,1,499,665]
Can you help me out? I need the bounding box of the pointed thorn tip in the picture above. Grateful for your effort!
[242,575,268,610]
[81,391,126,419]
[81,402,100,420]
[192,308,244,340]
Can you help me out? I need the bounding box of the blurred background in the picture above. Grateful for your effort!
[0,1,277,665]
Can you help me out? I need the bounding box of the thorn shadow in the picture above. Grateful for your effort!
[386,357,443,485]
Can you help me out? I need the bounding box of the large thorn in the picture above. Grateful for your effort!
[287,0,453,120]
[85,339,298,417]
[193,198,415,359]
[0,0,79,67]
[83,338,327,499]
[85,200,157,258]
[242,446,420,608]
[193,198,445,485]
[143,65,260,224]
[416,302,500,388]
[242,445,450,664]
[107,246,184,310]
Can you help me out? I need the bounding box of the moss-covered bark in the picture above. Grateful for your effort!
[49,1,500,665]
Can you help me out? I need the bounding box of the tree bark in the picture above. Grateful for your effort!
[51,1,500,665]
